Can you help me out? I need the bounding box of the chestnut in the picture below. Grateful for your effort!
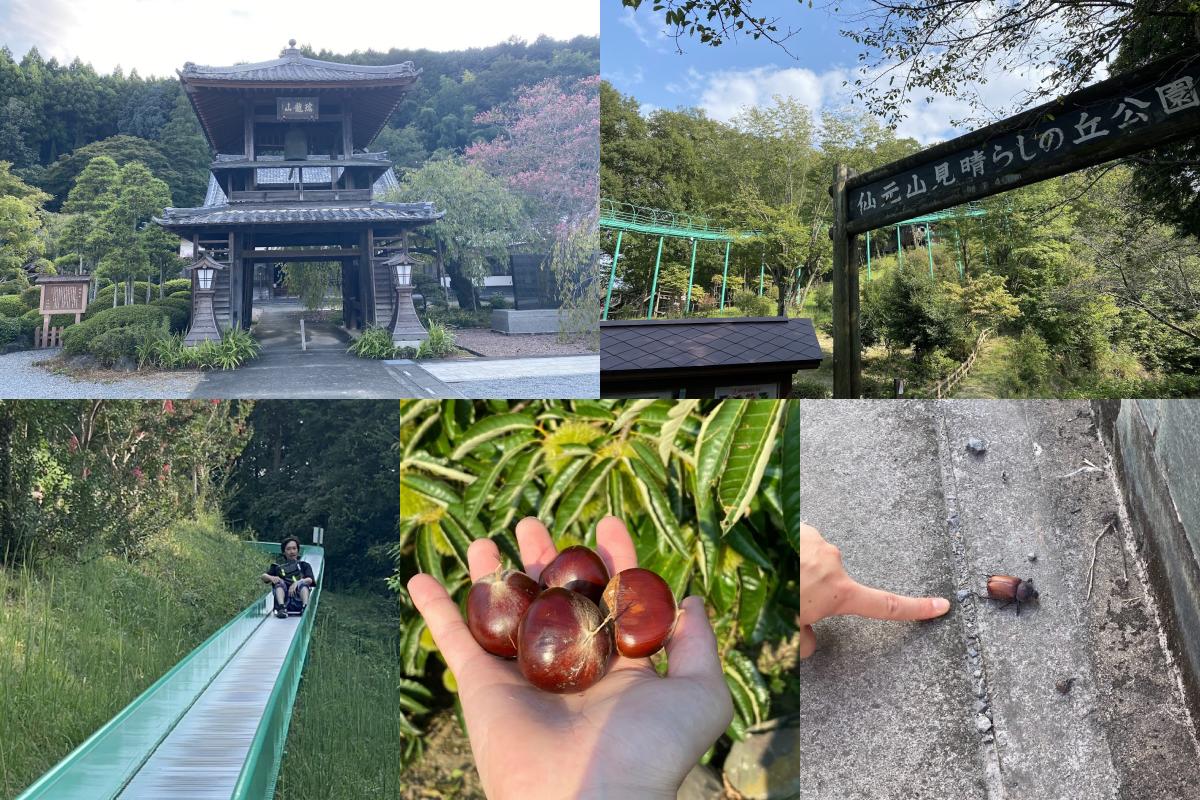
[986,574,1039,615]
[517,587,612,693]
[466,568,539,657]
[538,545,610,605]
[601,568,678,658]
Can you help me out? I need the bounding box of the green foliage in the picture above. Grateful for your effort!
[40,136,178,210]
[273,592,401,799]
[0,294,30,316]
[162,278,191,294]
[486,292,509,309]
[415,322,456,358]
[395,399,798,756]
[0,399,254,559]
[729,289,776,317]
[349,326,402,359]
[0,516,267,798]
[423,305,491,329]
[87,321,167,367]
[1011,329,1052,395]
[224,401,399,592]
[62,303,171,356]
[0,316,23,348]
[282,262,339,313]
[139,327,260,371]
[393,158,530,293]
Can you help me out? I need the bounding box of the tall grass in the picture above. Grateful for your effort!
[0,516,266,797]
[274,591,400,800]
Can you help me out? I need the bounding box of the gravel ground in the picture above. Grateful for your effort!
[450,328,596,357]
[0,349,203,398]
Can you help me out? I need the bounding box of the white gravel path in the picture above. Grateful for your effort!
[0,349,203,398]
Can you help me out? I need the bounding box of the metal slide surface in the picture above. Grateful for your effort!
[118,549,323,799]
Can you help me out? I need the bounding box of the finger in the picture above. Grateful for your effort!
[595,515,638,577]
[408,573,485,677]
[839,582,951,621]
[798,625,817,659]
[516,516,557,582]
[664,596,724,685]
[467,538,502,582]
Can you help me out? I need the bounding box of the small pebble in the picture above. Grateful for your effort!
[976,683,987,698]
[966,438,989,454]
[956,589,972,602]
[974,670,982,679]
[983,734,994,744]
[975,714,993,733]
[1027,553,1038,562]
[967,646,978,658]
[975,700,988,713]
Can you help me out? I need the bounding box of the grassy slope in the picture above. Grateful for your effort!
[0,516,267,797]
[274,591,400,800]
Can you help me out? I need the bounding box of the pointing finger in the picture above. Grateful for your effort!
[839,582,951,621]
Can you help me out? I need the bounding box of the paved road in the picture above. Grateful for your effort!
[800,401,1200,800]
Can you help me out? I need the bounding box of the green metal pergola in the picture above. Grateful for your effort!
[865,202,989,282]
[599,199,762,320]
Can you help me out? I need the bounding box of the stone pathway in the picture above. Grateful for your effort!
[799,400,1200,799]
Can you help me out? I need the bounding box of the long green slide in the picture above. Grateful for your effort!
[16,543,324,800]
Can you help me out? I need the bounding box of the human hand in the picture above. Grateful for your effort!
[288,581,300,597]
[799,523,950,659]
[408,516,734,800]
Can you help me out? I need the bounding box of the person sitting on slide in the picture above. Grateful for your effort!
[260,536,315,619]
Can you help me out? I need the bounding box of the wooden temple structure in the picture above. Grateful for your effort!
[154,41,443,342]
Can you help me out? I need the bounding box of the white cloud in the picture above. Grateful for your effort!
[616,6,666,52]
[688,59,1046,145]
[2,0,598,78]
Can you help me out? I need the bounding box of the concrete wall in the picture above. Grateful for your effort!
[1096,399,1200,725]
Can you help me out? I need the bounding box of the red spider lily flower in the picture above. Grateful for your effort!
[164,399,175,413]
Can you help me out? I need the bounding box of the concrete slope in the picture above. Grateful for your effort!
[799,401,1200,800]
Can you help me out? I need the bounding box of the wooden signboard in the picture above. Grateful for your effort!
[831,50,1200,397]
[38,280,88,316]
[845,51,1200,235]
[35,275,91,348]
[277,97,319,121]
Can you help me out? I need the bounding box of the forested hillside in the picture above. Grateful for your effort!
[0,36,598,209]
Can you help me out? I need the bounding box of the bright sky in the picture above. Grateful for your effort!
[602,0,1044,145]
[0,0,598,78]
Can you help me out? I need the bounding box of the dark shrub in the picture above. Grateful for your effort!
[0,316,24,348]
[63,305,171,355]
[0,295,29,317]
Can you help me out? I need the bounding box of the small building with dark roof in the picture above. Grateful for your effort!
[600,316,823,398]
[154,41,443,337]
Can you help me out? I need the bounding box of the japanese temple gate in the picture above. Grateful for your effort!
[154,41,443,342]
[830,49,1200,398]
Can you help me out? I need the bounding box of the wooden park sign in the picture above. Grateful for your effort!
[830,50,1200,398]
[34,275,91,348]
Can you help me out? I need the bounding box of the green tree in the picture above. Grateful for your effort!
[157,91,211,207]
[59,155,119,274]
[87,162,176,302]
[391,158,530,309]
[282,262,339,313]
[39,135,175,210]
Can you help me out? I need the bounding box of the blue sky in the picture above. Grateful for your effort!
[602,0,1042,145]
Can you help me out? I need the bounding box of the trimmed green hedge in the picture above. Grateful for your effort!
[0,316,23,347]
[20,308,77,331]
[20,286,40,308]
[63,305,171,356]
[0,295,31,317]
[162,278,191,294]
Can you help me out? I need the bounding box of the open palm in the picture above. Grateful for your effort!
[408,516,733,800]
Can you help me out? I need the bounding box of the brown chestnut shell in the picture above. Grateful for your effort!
[517,587,612,693]
[538,545,610,605]
[466,569,539,658]
[601,568,678,658]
